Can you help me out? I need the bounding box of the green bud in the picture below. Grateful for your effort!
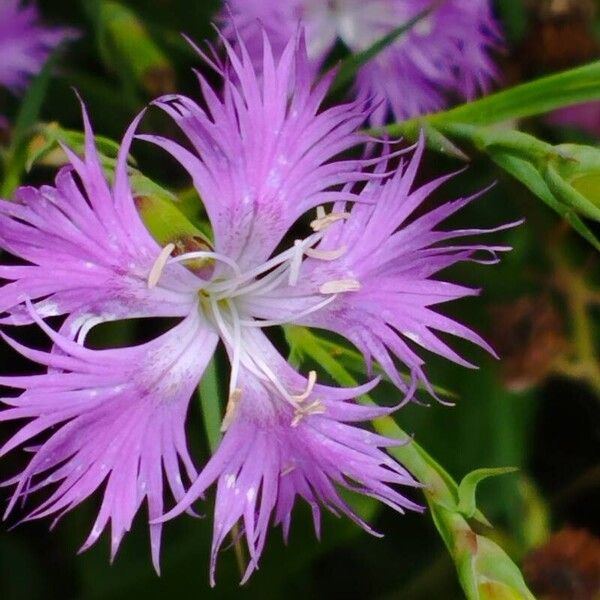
[478,581,528,600]
[544,143,600,221]
[98,1,175,95]
[25,122,122,171]
[457,467,518,525]
[135,193,213,277]
[435,507,536,600]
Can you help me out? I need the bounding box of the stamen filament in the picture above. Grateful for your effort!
[226,298,242,397]
[238,294,337,328]
[305,246,347,261]
[207,232,324,296]
[76,316,104,345]
[288,240,304,286]
[291,370,317,402]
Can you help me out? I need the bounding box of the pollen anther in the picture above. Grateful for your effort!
[319,278,361,294]
[221,388,242,432]
[305,246,347,261]
[291,400,326,427]
[310,208,351,232]
[147,243,176,289]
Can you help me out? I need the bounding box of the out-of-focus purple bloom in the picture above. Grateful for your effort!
[221,0,501,124]
[0,33,513,581]
[547,101,600,139]
[0,0,76,94]
[0,108,204,573]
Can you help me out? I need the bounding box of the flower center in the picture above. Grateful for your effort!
[147,207,360,428]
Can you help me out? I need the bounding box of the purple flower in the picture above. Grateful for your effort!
[0,0,76,94]
[0,34,512,580]
[0,107,204,572]
[221,0,501,124]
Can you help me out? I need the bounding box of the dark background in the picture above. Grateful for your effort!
[0,1,599,598]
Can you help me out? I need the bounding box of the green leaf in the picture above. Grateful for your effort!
[96,1,175,96]
[284,325,456,400]
[25,122,123,171]
[285,325,536,600]
[378,60,600,137]
[197,358,222,453]
[1,53,58,196]
[495,0,529,44]
[544,163,600,222]
[330,1,441,94]
[489,150,600,251]
[457,467,518,522]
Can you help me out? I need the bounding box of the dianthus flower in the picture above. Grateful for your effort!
[0,34,513,582]
[221,0,501,124]
[0,0,76,94]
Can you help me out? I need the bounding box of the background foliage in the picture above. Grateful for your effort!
[0,1,599,598]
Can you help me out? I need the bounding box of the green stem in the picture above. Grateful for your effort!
[284,325,535,599]
[198,359,222,453]
[569,279,600,397]
[375,60,600,137]
[198,359,248,578]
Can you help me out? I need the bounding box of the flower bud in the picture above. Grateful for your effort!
[544,143,600,221]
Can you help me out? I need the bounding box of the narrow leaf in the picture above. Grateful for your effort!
[377,60,600,137]
[1,52,58,196]
[489,150,600,251]
[330,2,440,94]
[457,467,518,520]
[198,358,222,453]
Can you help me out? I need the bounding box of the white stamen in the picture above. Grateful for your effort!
[291,400,326,427]
[221,388,242,432]
[209,232,323,297]
[288,240,304,286]
[291,370,317,403]
[281,464,296,476]
[168,250,242,277]
[319,279,361,294]
[76,316,104,345]
[310,210,351,232]
[226,299,242,397]
[238,295,337,328]
[305,246,347,261]
[147,243,175,289]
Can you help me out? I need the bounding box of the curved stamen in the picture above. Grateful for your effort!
[288,240,304,286]
[238,294,337,328]
[292,370,317,403]
[208,296,301,409]
[76,316,104,345]
[226,298,242,398]
[218,263,290,301]
[168,250,242,277]
[206,231,324,296]
[305,246,347,261]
